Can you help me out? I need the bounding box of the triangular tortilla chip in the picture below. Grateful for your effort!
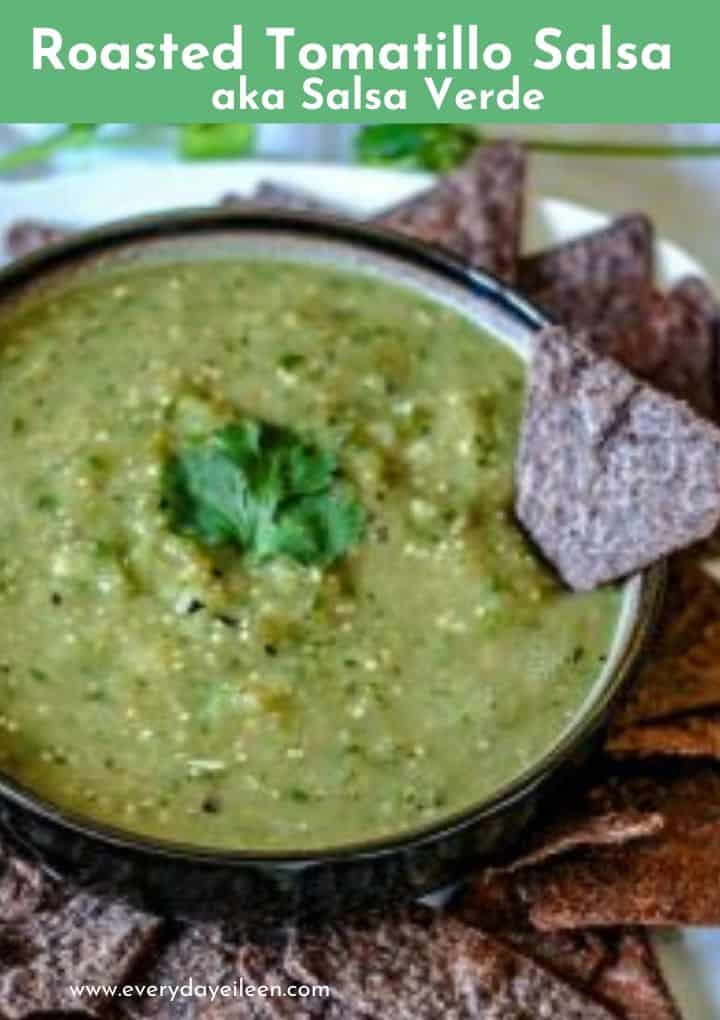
[375,142,526,282]
[280,908,619,1020]
[520,215,718,419]
[519,214,654,295]
[629,280,720,419]
[463,768,720,929]
[0,845,46,925]
[4,219,73,259]
[674,274,720,326]
[494,808,664,874]
[608,713,720,758]
[522,283,719,419]
[122,924,230,1020]
[590,931,681,1020]
[490,929,680,1020]
[0,890,160,1017]
[609,552,720,729]
[220,179,349,215]
[516,327,720,590]
[127,907,620,1019]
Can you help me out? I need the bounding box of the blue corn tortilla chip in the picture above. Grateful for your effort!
[220,179,350,216]
[519,213,654,299]
[520,216,720,419]
[516,327,720,591]
[4,219,74,259]
[375,142,526,283]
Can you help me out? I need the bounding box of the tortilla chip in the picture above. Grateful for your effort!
[0,889,160,1018]
[520,217,719,418]
[608,535,720,748]
[483,767,664,878]
[523,280,720,420]
[489,929,680,1020]
[502,928,610,982]
[458,876,680,1017]
[519,213,653,303]
[130,908,620,1019]
[609,553,720,730]
[375,142,525,282]
[517,216,655,390]
[674,275,720,326]
[495,808,664,874]
[667,275,720,418]
[4,219,74,259]
[627,283,720,420]
[124,924,232,1020]
[220,180,348,216]
[590,931,681,1020]
[0,846,47,925]
[608,713,720,758]
[610,644,720,735]
[282,909,618,1020]
[528,274,650,345]
[457,779,663,930]
[516,326,720,591]
[465,768,720,929]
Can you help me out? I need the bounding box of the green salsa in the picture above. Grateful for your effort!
[0,257,621,849]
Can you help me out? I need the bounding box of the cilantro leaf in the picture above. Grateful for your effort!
[355,124,480,172]
[272,492,365,566]
[163,419,364,567]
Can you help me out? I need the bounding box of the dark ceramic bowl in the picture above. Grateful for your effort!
[0,209,665,923]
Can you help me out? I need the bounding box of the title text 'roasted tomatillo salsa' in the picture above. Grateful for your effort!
[0,256,620,850]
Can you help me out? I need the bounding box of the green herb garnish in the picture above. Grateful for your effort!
[179,124,254,161]
[355,124,720,172]
[163,419,364,568]
[356,124,479,172]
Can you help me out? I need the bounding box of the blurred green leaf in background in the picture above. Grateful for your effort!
[179,123,254,160]
[355,123,479,172]
[355,124,720,172]
[0,123,100,172]
[3,122,720,176]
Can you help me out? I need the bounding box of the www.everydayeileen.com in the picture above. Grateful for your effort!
[68,977,332,1003]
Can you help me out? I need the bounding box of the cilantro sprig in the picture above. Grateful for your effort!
[356,124,480,172]
[162,419,364,568]
[355,124,720,172]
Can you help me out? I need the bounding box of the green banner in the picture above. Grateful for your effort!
[2,0,717,122]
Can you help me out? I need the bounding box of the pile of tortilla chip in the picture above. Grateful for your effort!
[6,139,720,1018]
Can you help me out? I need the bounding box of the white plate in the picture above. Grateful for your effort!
[0,159,716,1018]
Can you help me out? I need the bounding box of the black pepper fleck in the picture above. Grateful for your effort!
[202,795,222,814]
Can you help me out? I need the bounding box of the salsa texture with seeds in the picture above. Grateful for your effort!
[0,257,620,849]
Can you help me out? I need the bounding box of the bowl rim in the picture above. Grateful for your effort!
[0,206,667,867]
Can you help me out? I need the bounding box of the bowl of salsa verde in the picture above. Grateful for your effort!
[0,209,663,919]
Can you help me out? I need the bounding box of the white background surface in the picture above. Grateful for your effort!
[0,153,719,1019]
